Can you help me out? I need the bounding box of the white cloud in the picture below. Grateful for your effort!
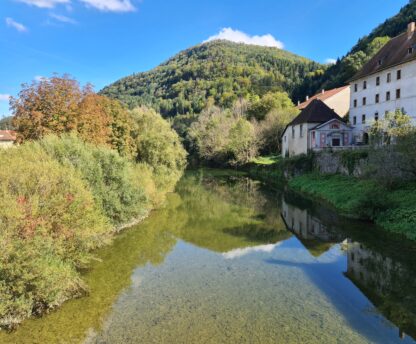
[49,13,77,24]
[205,28,284,49]
[16,0,70,8]
[79,0,136,12]
[34,75,47,81]
[0,94,11,102]
[325,58,337,65]
[5,17,27,32]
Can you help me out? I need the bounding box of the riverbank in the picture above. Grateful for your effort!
[247,159,416,241]
[0,134,186,330]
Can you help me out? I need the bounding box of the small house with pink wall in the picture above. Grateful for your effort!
[281,99,353,157]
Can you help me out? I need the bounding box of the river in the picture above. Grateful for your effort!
[1,169,416,343]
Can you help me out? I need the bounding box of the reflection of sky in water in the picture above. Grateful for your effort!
[92,237,413,344]
[222,242,282,259]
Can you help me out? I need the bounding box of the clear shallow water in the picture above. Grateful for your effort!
[2,170,416,344]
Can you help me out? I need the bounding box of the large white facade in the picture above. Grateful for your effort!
[350,60,416,140]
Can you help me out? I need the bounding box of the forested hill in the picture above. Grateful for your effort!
[100,40,324,117]
[299,0,416,96]
[101,1,416,117]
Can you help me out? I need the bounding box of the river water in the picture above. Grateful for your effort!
[2,170,416,344]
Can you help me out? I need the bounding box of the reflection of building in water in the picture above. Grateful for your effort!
[345,241,416,341]
[345,241,395,296]
[281,198,344,256]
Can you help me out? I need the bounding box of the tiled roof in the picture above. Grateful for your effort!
[350,25,416,82]
[0,130,17,142]
[290,99,343,126]
[297,86,349,110]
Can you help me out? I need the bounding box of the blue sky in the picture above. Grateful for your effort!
[0,0,410,117]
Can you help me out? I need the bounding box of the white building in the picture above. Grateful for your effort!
[349,22,416,143]
[281,99,353,157]
[297,85,351,118]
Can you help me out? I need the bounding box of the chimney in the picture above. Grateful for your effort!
[297,100,300,106]
[321,89,325,94]
[306,95,309,101]
[408,22,415,38]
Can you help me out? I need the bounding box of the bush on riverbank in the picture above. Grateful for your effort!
[0,144,111,328]
[38,134,150,226]
[0,132,185,329]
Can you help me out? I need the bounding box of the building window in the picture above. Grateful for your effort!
[386,91,391,101]
[292,127,295,139]
[376,76,380,86]
[354,84,358,92]
[409,47,414,54]
[300,124,303,137]
[362,97,366,106]
[375,112,379,121]
[378,59,382,66]
[353,116,357,125]
[397,70,401,80]
[363,81,367,89]
[354,99,357,108]
[396,89,401,99]
[284,135,286,142]
[362,114,366,124]
[387,73,391,83]
[375,94,379,103]
[385,110,389,116]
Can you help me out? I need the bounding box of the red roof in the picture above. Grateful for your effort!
[297,86,349,110]
[0,130,17,142]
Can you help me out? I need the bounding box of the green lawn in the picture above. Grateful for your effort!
[251,155,281,165]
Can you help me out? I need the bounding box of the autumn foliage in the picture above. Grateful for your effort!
[10,75,134,152]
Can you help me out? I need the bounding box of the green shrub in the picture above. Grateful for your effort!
[130,107,187,192]
[38,134,149,226]
[0,144,109,328]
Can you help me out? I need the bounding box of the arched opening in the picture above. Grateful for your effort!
[363,133,369,145]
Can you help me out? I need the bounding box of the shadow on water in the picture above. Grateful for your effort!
[278,191,416,342]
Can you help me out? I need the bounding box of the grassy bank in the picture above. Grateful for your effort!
[289,174,416,240]
[246,154,416,241]
[0,134,186,329]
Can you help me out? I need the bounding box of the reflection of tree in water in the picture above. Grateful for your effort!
[172,171,291,253]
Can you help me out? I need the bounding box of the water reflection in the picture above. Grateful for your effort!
[281,192,416,341]
[1,170,415,343]
[281,196,344,256]
[345,241,416,340]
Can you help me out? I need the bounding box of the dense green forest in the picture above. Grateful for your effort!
[101,1,416,118]
[100,40,324,117]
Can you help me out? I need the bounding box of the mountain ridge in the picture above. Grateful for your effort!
[100,40,324,117]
